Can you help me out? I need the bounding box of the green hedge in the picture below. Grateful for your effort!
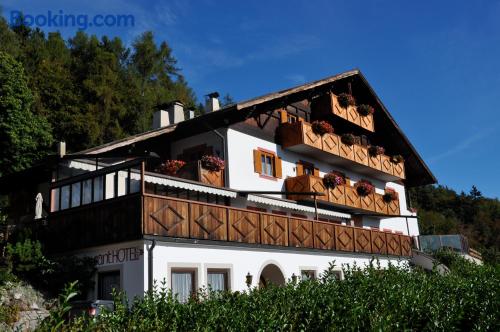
[45,255,499,331]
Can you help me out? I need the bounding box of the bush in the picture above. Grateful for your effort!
[51,259,500,331]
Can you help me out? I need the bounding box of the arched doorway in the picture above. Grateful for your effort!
[259,263,285,288]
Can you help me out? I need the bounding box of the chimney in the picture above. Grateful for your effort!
[205,92,220,112]
[57,141,66,158]
[187,108,196,119]
[152,101,185,129]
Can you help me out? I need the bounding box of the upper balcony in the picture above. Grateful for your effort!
[279,121,405,181]
[285,174,400,216]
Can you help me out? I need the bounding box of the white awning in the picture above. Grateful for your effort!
[144,175,237,198]
[246,194,351,219]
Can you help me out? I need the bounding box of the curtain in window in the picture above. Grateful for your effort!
[172,272,193,303]
[60,185,70,210]
[207,272,225,291]
[82,179,92,204]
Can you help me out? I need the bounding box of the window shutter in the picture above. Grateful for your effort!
[253,150,262,174]
[279,110,288,123]
[313,167,320,177]
[274,156,283,178]
[296,162,304,176]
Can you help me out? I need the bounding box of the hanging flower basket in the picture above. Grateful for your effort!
[337,93,355,108]
[383,188,399,203]
[311,120,334,136]
[354,179,375,197]
[201,155,225,172]
[322,171,346,189]
[368,145,385,157]
[341,133,356,146]
[390,154,404,164]
[156,160,186,176]
[357,104,375,117]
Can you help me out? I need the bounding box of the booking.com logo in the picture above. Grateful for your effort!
[10,10,135,30]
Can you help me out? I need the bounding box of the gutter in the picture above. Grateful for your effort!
[146,239,156,293]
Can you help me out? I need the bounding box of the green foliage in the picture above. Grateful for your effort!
[5,239,48,276]
[0,15,197,153]
[37,281,79,332]
[410,185,500,264]
[0,51,53,176]
[50,261,499,331]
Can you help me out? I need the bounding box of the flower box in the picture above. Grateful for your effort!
[354,145,369,166]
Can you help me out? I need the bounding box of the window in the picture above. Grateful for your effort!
[279,109,301,124]
[296,161,319,177]
[171,269,196,303]
[98,271,120,300]
[253,149,282,178]
[207,269,229,291]
[287,113,298,123]
[301,270,316,280]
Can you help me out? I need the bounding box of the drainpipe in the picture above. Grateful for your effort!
[147,239,156,293]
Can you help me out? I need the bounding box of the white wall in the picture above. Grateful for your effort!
[75,241,145,303]
[226,128,418,234]
[146,241,408,292]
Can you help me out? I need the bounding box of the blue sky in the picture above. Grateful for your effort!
[2,0,500,198]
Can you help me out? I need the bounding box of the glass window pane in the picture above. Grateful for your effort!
[51,188,60,212]
[261,155,266,175]
[117,171,128,197]
[207,272,226,291]
[71,182,81,207]
[94,176,103,202]
[60,185,70,210]
[82,179,92,205]
[266,156,273,176]
[172,272,193,303]
[105,173,116,199]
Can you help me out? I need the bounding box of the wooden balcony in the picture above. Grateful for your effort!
[175,161,224,187]
[312,92,374,132]
[285,175,400,216]
[143,194,411,256]
[280,121,405,181]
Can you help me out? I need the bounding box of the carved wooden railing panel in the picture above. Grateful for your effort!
[285,175,398,216]
[313,222,336,250]
[354,228,372,253]
[279,121,405,179]
[228,209,260,244]
[142,194,412,257]
[289,218,314,248]
[176,161,224,187]
[190,203,227,240]
[261,214,288,246]
[335,225,355,252]
[200,167,224,187]
[311,93,374,132]
[386,233,402,256]
[371,231,388,255]
[354,145,369,166]
[145,196,189,238]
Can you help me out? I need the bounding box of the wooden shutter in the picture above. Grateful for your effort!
[296,162,304,176]
[253,150,262,174]
[279,110,288,123]
[313,167,320,177]
[274,156,283,178]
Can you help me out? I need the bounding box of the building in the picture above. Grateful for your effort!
[1,69,437,302]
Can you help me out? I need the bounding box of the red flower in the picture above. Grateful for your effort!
[323,171,346,188]
[368,145,385,157]
[311,120,334,136]
[156,160,186,175]
[201,155,225,172]
[383,187,399,203]
[354,179,375,197]
[337,93,355,108]
[357,104,375,116]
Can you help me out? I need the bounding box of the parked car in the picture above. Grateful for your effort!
[69,300,114,319]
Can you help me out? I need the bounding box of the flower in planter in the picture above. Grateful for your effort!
[340,133,356,146]
[156,160,186,176]
[337,93,355,108]
[354,179,375,197]
[322,171,346,189]
[357,104,375,116]
[311,120,334,136]
[390,154,404,164]
[201,155,225,172]
[383,187,399,203]
[368,145,385,157]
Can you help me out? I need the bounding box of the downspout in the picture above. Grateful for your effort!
[147,239,156,293]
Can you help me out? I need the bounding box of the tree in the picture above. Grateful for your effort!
[0,51,53,176]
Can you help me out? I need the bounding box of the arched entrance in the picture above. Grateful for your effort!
[259,263,285,288]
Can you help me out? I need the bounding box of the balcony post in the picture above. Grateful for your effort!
[141,161,145,194]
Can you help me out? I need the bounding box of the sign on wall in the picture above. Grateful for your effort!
[94,247,143,266]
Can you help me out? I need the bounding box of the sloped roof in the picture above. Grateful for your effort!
[75,69,436,186]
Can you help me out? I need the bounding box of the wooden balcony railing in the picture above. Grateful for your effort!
[312,92,374,132]
[143,194,412,257]
[280,121,405,180]
[175,161,224,187]
[285,175,400,216]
